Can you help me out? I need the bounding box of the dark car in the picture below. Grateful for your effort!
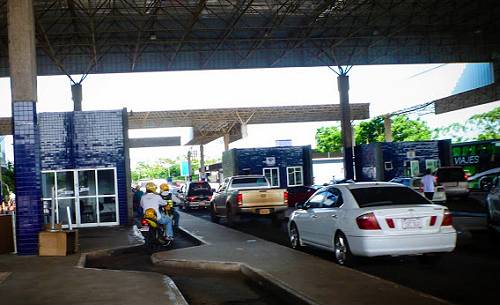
[434,167,469,198]
[179,181,213,210]
[287,185,324,207]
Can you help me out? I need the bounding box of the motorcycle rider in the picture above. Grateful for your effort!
[140,182,174,241]
[159,183,180,228]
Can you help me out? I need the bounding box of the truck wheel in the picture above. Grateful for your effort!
[226,205,239,226]
[210,204,220,224]
[272,212,285,227]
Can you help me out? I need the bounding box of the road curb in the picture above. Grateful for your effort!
[76,245,189,305]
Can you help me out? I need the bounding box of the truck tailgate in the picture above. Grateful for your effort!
[240,189,285,207]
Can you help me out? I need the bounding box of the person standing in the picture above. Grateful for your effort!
[421,169,436,201]
[132,185,144,226]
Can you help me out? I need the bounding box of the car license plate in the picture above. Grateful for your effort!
[259,209,271,215]
[402,218,422,229]
[139,226,149,232]
[199,201,206,206]
[260,194,267,198]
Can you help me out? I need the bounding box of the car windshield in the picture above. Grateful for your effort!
[187,182,212,195]
[231,177,269,188]
[350,186,429,207]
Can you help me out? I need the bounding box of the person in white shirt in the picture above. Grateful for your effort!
[421,169,436,201]
[140,182,174,240]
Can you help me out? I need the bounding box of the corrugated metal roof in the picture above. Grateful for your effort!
[0,0,499,76]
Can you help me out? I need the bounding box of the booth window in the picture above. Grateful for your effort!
[287,166,304,187]
[384,161,393,170]
[263,167,280,187]
[41,168,118,227]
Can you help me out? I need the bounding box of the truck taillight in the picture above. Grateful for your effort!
[283,191,288,205]
[441,209,453,226]
[237,193,243,207]
[356,213,381,230]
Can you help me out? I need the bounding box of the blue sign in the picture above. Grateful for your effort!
[180,160,190,176]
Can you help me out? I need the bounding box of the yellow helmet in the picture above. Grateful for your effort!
[145,182,157,193]
[160,183,170,192]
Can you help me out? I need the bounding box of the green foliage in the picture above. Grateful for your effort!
[315,126,342,152]
[1,161,14,197]
[315,115,432,151]
[131,156,220,183]
[434,106,499,142]
[391,115,432,142]
[354,117,385,144]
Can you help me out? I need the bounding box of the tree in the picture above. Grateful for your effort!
[434,106,499,142]
[315,126,342,152]
[1,162,14,198]
[315,115,432,151]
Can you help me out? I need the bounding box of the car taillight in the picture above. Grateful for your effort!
[435,176,439,184]
[208,195,212,201]
[237,193,243,207]
[385,218,395,228]
[284,191,288,205]
[141,219,148,226]
[356,213,381,230]
[441,210,453,226]
[429,216,437,226]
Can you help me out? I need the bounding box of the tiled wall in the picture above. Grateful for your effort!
[39,110,127,225]
[12,101,43,255]
[223,146,313,188]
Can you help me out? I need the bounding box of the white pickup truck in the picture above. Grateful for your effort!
[209,175,288,225]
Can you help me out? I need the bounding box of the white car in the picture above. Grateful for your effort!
[288,182,456,265]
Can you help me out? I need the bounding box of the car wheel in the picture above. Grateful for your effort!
[210,204,220,224]
[418,253,442,265]
[333,232,353,266]
[289,223,301,249]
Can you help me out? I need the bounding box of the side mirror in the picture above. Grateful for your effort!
[295,202,304,209]
[212,188,216,192]
[177,189,182,193]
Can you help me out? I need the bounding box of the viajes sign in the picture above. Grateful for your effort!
[453,155,480,165]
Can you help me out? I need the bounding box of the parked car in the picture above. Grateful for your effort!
[178,181,214,210]
[389,177,446,204]
[486,174,500,228]
[434,167,469,198]
[468,167,500,191]
[210,175,288,225]
[288,182,456,265]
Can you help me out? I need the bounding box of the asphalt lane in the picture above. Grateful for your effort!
[185,194,498,305]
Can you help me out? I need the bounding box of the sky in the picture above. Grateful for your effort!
[0,63,499,169]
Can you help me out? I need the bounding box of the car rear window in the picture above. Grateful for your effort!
[231,177,269,188]
[350,186,429,208]
[436,168,466,182]
[187,182,212,195]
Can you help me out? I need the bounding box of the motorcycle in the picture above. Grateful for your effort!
[139,208,172,250]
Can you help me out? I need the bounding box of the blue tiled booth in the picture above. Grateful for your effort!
[38,110,129,228]
[354,140,452,181]
[14,109,130,254]
[222,145,313,190]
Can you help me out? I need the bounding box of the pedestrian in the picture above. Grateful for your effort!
[132,185,144,226]
[421,169,435,201]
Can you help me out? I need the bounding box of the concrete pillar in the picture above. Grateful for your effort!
[384,116,393,142]
[338,75,354,180]
[223,133,230,151]
[71,83,82,111]
[8,0,42,255]
[187,150,192,180]
[199,144,205,178]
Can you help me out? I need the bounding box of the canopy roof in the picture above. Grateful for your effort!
[0,103,369,144]
[0,0,499,76]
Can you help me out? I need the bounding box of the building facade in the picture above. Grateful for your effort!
[222,146,313,189]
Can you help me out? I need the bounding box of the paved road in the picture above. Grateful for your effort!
[185,194,498,305]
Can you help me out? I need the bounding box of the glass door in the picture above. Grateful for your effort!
[78,170,98,225]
